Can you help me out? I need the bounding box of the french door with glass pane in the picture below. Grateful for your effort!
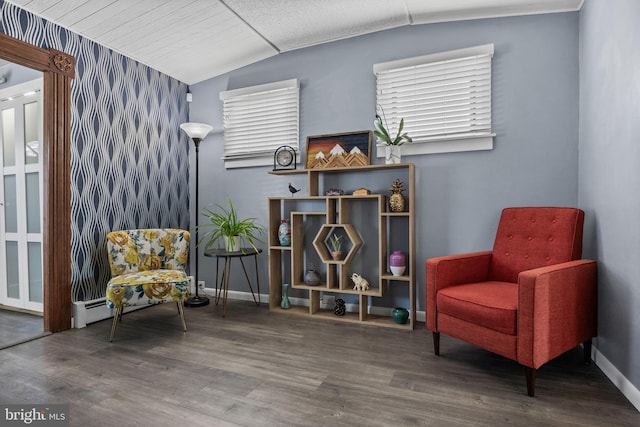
[0,79,43,312]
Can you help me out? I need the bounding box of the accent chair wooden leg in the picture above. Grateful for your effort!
[433,332,440,356]
[177,301,187,332]
[583,339,592,365]
[525,367,536,397]
[109,306,122,342]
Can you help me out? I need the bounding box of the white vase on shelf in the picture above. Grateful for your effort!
[385,145,401,164]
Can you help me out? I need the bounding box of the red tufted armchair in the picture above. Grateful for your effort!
[426,207,597,396]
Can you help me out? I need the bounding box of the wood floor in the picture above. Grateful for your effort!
[0,300,638,426]
[0,308,46,349]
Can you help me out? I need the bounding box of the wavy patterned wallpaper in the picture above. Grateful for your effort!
[0,1,191,301]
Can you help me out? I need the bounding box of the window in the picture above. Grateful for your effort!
[374,44,494,156]
[220,79,299,168]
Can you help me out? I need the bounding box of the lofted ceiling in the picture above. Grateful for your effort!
[6,0,583,85]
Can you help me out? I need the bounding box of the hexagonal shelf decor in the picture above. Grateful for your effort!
[312,224,363,264]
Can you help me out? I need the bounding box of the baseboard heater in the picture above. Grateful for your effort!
[72,297,144,329]
[72,276,195,329]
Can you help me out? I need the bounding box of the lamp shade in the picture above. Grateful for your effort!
[180,122,213,140]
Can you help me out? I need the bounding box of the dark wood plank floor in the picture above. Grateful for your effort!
[0,300,638,426]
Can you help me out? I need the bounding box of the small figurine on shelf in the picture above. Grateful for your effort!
[288,183,300,196]
[334,298,346,316]
[326,188,344,196]
[352,187,371,196]
[351,273,369,291]
[389,178,405,212]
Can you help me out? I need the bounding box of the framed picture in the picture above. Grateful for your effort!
[305,130,372,169]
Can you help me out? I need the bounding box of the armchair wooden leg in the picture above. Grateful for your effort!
[433,332,440,356]
[525,367,536,397]
[583,339,592,365]
[177,301,187,332]
[109,306,123,342]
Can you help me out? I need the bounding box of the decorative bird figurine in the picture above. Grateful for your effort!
[288,183,300,196]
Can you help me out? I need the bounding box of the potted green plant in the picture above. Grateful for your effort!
[373,107,412,164]
[199,197,265,253]
[330,234,343,260]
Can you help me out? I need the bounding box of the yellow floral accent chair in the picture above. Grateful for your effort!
[105,228,190,341]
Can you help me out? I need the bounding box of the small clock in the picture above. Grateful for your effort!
[273,145,297,171]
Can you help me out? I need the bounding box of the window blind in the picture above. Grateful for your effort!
[374,44,494,144]
[220,79,299,160]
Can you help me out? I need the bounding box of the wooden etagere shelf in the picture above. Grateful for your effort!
[267,163,416,329]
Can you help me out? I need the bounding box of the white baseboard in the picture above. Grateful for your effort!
[72,298,148,328]
[201,287,427,321]
[592,345,640,412]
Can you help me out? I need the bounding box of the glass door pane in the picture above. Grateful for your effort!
[5,241,19,299]
[3,175,17,233]
[2,108,15,167]
[24,101,39,165]
[25,172,40,233]
[28,242,42,303]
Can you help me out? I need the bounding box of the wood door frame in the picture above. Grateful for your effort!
[0,33,74,332]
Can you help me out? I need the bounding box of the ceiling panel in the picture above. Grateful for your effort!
[68,0,174,38]
[4,0,583,84]
[224,0,411,52]
[406,0,584,24]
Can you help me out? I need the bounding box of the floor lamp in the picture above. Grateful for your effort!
[180,122,213,307]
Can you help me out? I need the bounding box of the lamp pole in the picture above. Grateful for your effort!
[180,122,213,307]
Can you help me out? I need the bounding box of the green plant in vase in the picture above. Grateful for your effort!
[330,234,344,260]
[199,197,265,253]
[373,115,412,146]
[374,106,412,164]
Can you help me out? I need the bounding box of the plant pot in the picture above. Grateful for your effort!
[385,145,402,164]
[331,251,343,261]
[224,236,241,252]
[392,307,409,324]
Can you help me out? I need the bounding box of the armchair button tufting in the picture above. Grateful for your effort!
[505,252,510,256]
[524,254,529,259]
[528,236,532,240]
[549,237,554,242]
[545,256,550,261]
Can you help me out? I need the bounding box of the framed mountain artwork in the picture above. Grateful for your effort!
[305,130,372,169]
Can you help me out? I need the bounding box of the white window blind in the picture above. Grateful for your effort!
[220,79,299,167]
[374,44,494,153]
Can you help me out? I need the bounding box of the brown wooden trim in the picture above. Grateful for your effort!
[49,49,76,78]
[1,32,75,332]
[0,33,50,70]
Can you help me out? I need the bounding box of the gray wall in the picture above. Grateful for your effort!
[190,12,580,310]
[579,0,640,391]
